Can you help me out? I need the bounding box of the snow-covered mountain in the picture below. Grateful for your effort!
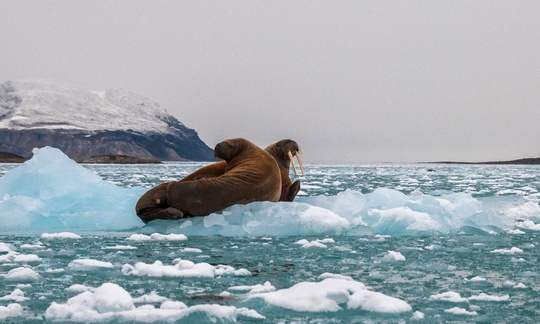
[0,80,214,161]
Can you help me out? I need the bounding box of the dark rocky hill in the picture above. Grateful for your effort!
[0,80,214,161]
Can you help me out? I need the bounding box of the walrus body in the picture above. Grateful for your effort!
[177,139,304,202]
[135,138,281,223]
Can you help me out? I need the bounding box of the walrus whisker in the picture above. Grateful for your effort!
[288,151,298,177]
[296,153,305,176]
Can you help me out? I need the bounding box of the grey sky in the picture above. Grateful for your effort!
[2,1,539,163]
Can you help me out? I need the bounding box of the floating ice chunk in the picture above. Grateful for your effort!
[3,267,41,282]
[302,241,327,249]
[0,303,24,320]
[165,201,350,237]
[429,291,467,303]
[381,251,406,262]
[66,284,94,294]
[468,293,510,302]
[491,247,523,254]
[133,291,169,304]
[412,311,425,320]
[0,147,145,233]
[516,220,540,231]
[507,229,526,235]
[181,248,203,253]
[160,301,187,310]
[46,268,65,274]
[19,242,45,250]
[122,259,249,278]
[445,307,477,316]
[41,232,81,240]
[45,282,262,322]
[317,238,336,244]
[294,238,335,249]
[506,201,540,219]
[513,283,528,289]
[318,272,354,281]
[245,276,411,313]
[0,251,41,263]
[0,289,29,302]
[0,242,14,252]
[236,307,266,320]
[102,245,137,250]
[149,233,188,241]
[68,259,114,270]
[464,276,487,283]
[215,264,251,276]
[229,281,276,294]
[125,234,152,241]
[126,233,188,241]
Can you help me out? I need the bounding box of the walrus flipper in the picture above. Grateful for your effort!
[135,182,184,224]
[280,180,301,202]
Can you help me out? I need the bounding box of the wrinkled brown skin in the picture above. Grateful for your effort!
[135,182,183,223]
[175,139,302,202]
[135,138,282,223]
[264,139,302,202]
[179,139,302,201]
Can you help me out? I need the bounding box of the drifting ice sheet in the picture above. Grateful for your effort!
[1,147,539,236]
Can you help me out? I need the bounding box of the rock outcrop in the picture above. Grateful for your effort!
[0,80,214,161]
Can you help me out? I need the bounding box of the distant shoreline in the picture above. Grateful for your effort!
[428,157,540,165]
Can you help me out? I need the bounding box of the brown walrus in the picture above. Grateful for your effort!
[264,139,304,202]
[135,138,282,223]
[179,139,304,201]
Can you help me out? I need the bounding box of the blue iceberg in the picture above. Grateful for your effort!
[0,147,145,233]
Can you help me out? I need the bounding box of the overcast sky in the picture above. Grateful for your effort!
[2,1,539,163]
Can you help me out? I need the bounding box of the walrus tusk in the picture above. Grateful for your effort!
[296,153,305,176]
[288,151,298,177]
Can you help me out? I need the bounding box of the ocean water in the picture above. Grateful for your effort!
[1,147,540,322]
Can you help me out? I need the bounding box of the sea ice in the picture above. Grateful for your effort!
[45,282,264,322]
[1,146,539,236]
[0,242,14,252]
[121,259,250,278]
[67,259,115,271]
[0,289,29,302]
[126,233,188,241]
[490,247,523,254]
[381,250,406,262]
[133,291,169,304]
[429,291,468,303]
[468,293,510,302]
[3,267,41,282]
[0,251,42,263]
[444,307,478,316]
[0,303,24,320]
[0,147,145,233]
[245,274,411,313]
[41,232,81,240]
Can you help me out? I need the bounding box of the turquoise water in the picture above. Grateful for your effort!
[1,159,540,322]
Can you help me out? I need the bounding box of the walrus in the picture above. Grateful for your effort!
[135,138,282,223]
[179,139,304,201]
[264,139,304,202]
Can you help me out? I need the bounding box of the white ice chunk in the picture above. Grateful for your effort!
[68,259,114,270]
[245,276,411,313]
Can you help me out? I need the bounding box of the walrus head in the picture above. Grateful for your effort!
[214,138,250,163]
[265,139,305,176]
